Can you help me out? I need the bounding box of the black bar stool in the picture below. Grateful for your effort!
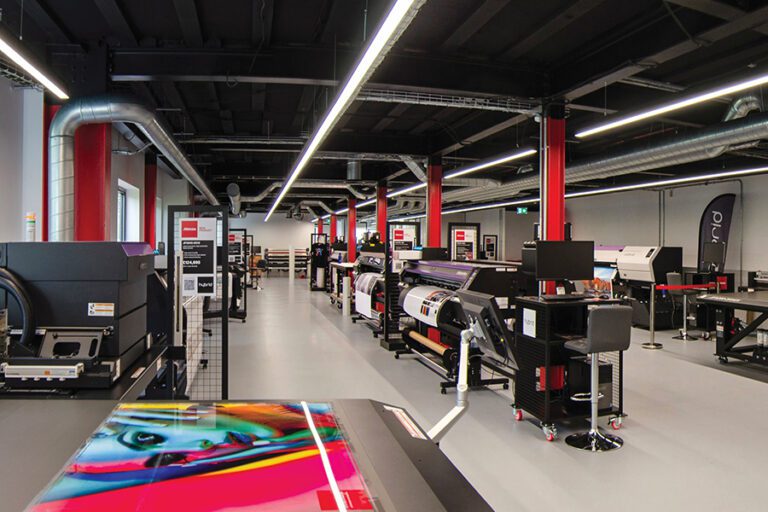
[564,305,632,452]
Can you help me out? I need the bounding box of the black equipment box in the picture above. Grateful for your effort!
[0,242,154,389]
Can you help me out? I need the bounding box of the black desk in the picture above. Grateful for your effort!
[2,399,491,512]
[513,296,625,440]
[698,291,768,367]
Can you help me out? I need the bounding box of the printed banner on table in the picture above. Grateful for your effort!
[181,218,217,297]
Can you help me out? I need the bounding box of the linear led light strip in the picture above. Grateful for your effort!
[387,165,768,220]
[300,401,348,512]
[312,148,538,222]
[0,35,69,99]
[576,71,768,138]
[265,0,423,222]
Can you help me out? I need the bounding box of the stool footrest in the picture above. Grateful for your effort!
[570,392,604,402]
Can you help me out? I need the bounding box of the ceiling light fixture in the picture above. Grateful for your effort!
[443,148,537,179]
[0,34,69,99]
[576,71,768,138]
[392,165,768,218]
[265,0,423,221]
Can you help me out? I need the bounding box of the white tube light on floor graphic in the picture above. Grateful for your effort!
[0,34,69,99]
[265,0,424,222]
[576,71,768,138]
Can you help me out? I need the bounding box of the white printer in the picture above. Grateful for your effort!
[616,246,682,283]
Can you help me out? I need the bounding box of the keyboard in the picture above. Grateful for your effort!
[541,293,588,301]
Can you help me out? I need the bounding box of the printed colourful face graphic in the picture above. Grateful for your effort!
[30,402,374,512]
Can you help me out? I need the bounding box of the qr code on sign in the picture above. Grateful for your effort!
[184,278,195,291]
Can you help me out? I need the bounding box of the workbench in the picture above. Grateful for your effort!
[1,399,491,512]
[698,291,768,367]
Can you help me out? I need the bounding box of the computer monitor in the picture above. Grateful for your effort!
[702,241,726,267]
[456,289,517,370]
[535,241,594,281]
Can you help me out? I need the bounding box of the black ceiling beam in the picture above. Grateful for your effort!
[441,0,511,50]
[172,0,204,47]
[290,86,317,134]
[206,83,234,134]
[371,103,410,133]
[558,4,768,101]
[109,46,547,98]
[14,0,79,46]
[93,0,137,46]
[498,0,608,61]
[436,114,530,155]
[160,81,196,133]
[409,107,457,135]
[251,0,274,49]
[665,0,768,35]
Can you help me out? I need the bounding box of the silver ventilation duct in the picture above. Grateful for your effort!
[446,104,768,205]
[240,183,282,203]
[297,200,336,214]
[49,95,219,241]
[227,183,242,215]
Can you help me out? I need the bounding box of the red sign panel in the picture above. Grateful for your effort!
[455,230,465,241]
[394,229,404,240]
[181,220,198,238]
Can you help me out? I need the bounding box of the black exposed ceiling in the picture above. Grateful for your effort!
[3,0,768,214]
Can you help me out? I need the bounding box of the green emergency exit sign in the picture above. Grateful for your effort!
[516,207,528,215]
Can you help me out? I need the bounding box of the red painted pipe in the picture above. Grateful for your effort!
[427,160,442,247]
[376,183,387,243]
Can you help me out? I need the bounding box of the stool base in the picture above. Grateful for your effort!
[566,430,624,452]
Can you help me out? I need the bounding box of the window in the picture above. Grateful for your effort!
[117,187,127,242]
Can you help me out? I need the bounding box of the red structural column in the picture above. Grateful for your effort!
[347,198,357,263]
[143,153,157,248]
[42,104,61,241]
[427,157,442,247]
[330,214,338,241]
[316,218,324,235]
[376,183,387,243]
[74,123,111,241]
[544,116,566,241]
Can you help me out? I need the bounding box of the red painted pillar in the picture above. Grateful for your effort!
[376,183,387,243]
[74,123,111,241]
[144,153,157,248]
[540,105,566,293]
[347,197,357,263]
[42,104,61,241]
[317,218,324,235]
[427,156,442,247]
[330,214,338,241]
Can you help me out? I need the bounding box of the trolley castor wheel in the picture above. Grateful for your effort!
[513,409,523,422]
[541,424,557,442]
[440,388,447,395]
[609,416,623,430]
[503,383,509,390]
[718,355,729,364]
[394,353,400,359]
[702,332,711,340]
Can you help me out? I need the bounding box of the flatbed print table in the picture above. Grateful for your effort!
[698,291,768,367]
[0,399,491,512]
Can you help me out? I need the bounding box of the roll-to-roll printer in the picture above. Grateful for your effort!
[0,242,160,390]
[616,246,682,329]
[396,259,533,392]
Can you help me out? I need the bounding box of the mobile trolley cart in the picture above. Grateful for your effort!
[329,261,356,310]
[513,296,626,441]
[698,291,768,367]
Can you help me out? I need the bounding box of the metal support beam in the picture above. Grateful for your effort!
[442,0,512,50]
[500,0,608,61]
[357,88,538,114]
[402,156,428,182]
[438,114,529,155]
[172,0,204,47]
[93,0,137,45]
[666,0,768,35]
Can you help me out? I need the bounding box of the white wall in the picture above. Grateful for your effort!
[110,129,146,241]
[159,170,191,246]
[231,212,315,254]
[563,176,768,283]
[504,210,537,260]
[0,79,43,242]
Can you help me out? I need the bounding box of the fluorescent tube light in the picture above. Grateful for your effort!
[0,34,69,99]
[576,72,768,138]
[444,148,537,179]
[386,148,536,199]
[265,0,422,221]
[356,198,376,208]
[335,207,350,215]
[387,182,427,198]
[395,165,768,217]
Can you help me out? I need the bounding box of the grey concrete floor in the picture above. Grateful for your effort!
[230,278,768,512]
